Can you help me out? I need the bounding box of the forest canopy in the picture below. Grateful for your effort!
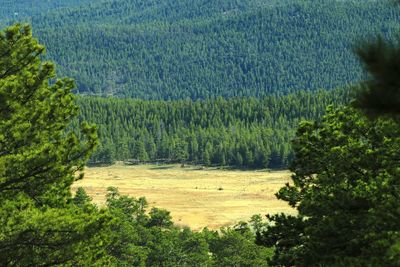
[75,89,350,168]
[2,0,400,265]
[0,23,274,266]
[1,0,399,99]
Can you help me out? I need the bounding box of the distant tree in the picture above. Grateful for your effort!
[73,187,92,206]
[235,152,243,167]
[203,144,212,166]
[135,139,149,162]
[171,139,187,163]
[147,207,173,228]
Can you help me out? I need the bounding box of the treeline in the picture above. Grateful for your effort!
[74,89,350,168]
[6,0,397,99]
[5,19,400,265]
[0,24,273,265]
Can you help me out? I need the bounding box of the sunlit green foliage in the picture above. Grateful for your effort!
[0,24,114,265]
[258,106,400,266]
[257,3,400,263]
[103,187,273,266]
[75,89,350,168]
[0,22,274,266]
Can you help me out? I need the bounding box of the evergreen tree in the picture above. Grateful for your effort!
[259,3,400,263]
[10,0,398,99]
[354,36,400,116]
[73,187,92,206]
[74,89,350,168]
[0,24,113,265]
[259,106,400,266]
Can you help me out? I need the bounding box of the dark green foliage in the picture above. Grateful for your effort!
[258,107,400,266]
[0,24,114,265]
[350,1,400,117]
[2,0,399,99]
[147,207,173,228]
[354,36,400,116]
[0,24,98,204]
[75,89,350,168]
[257,3,400,265]
[73,186,93,206]
[0,196,113,266]
[0,0,93,22]
[104,187,273,266]
[205,226,272,267]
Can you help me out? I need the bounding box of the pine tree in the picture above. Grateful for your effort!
[0,24,113,265]
[203,145,211,166]
[73,187,92,206]
[259,107,400,266]
[354,36,400,116]
[258,3,400,264]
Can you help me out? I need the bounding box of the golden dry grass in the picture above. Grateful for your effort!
[72,163,294,230]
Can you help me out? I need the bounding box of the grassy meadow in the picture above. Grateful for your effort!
[72,163,294,230]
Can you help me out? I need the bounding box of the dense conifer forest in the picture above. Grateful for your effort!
[0,0,92,19]
[76,89,350,168]
[3,0,400,265]
[0,24,275,266]
[1,0,399,99]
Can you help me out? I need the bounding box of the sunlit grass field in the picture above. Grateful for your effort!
[72,163,294,230]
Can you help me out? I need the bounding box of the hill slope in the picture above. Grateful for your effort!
[0,0,93,21]
[2,0,399,99]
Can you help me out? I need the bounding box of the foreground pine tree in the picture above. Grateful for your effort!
[258,3,400,265]
[258,106,400,266]
[0,24,113,266]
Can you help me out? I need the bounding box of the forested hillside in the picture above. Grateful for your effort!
[0,24,277,265]
[3,0,400,261]
[0,0,93,21]
[1,0,398,99]
[75,89,350,168]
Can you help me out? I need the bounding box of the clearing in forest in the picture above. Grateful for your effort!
[72,163,294,230]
